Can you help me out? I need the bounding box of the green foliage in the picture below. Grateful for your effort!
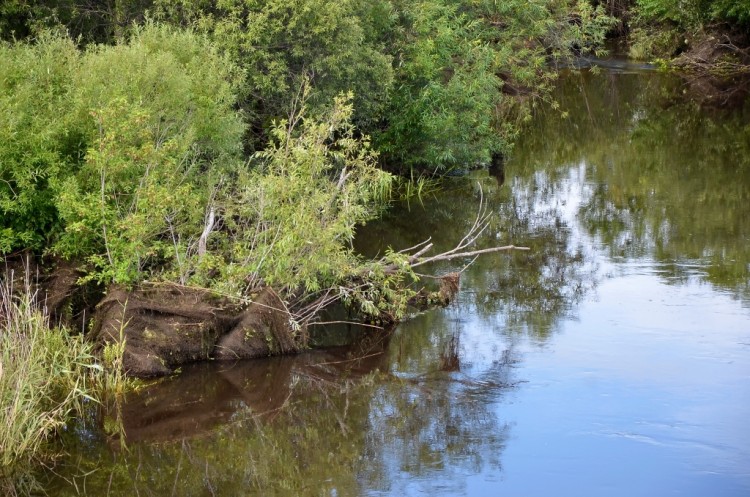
[6,1,613,175]
[57,24,244,284]
[0,24,413,316]
[0,0,156,43]
[635,0,708,26]
[152,0,611,172]
[629,23,683,60]
[373,0,507,171]
[0,274,107,469]
[635,0,750,27]
[629,0,750,60]
[1,2,614,315]
[153,0,394,143]
[373,0,613,172]
[0,25,244,285]
[344,249,419,321]
[0,32,80,252]
[204,93,395,298]
[710,0,750,25]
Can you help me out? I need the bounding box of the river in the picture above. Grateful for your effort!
[39,66,750,496]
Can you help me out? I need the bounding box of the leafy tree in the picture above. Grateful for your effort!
[0,24,245,284]
[201,92,396,299]
[372,0,506,171]
[153,0,394,147]
[374,0,612,173]
[4,1,613,174]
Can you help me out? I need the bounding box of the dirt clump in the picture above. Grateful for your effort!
[90,284,307,377]
[90,284,239,376]
[214,287,306,360]
[674,31,750,106]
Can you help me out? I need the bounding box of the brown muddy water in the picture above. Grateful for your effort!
[33,67,750,496]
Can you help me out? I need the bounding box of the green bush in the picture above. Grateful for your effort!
[711,0,750,25]
[0,32,80,253]
[630,0,750,61]
[56,23,245,284]
[629,24,683,60]
[203,93,395,298]
[636,0,750,27]
[154,0,395,144]
[4,1,614,175]
[0,24,245,285]
[373,0,613,172]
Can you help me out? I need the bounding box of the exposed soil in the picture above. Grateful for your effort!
[4,255,460,378]
[89,284,309,377]
[213,286,305,360]
[2,253,102,330]
[673,30,750,107]
[89,284,240,376]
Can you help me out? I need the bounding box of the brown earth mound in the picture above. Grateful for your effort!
[89,284,307,377]
[214,286,305,360]
[6,256,460,378]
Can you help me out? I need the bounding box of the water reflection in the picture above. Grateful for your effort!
[511,69,750,301]
[44,323,517,496]
[358,172,598,341]
[33,67,750,496]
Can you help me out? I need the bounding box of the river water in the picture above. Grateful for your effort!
[40,67,750,496]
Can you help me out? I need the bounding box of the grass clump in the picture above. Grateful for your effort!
[0,272,112,472]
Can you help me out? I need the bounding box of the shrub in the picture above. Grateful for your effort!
[203,92,395,298]
[0,24,245,285]
[56,23,245,285]
[0,32,80,253]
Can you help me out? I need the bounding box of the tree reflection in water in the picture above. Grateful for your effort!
[34,67,750,496]
[42,324,516,496]
[513,69,750,302]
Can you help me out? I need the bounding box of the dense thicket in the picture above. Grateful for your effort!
[2,1,612,169]
[1,1,612,300]
[0,26,243,280]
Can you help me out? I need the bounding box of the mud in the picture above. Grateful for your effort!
[674,31,750,107]
[89,284,307,377]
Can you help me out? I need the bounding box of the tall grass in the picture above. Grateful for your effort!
[0,270,109,471]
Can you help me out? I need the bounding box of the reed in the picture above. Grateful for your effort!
[0,270,106,470]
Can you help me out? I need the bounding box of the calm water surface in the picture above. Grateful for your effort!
[41,68,750,496]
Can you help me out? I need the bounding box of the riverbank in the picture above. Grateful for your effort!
[607,1,750,106]
[24,66,750,496]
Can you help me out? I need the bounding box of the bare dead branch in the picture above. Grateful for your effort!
[412,244,530,267]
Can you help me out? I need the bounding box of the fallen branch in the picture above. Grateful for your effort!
[384,183,529,271]
[412,244,530,267]
[287,183,528,327]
